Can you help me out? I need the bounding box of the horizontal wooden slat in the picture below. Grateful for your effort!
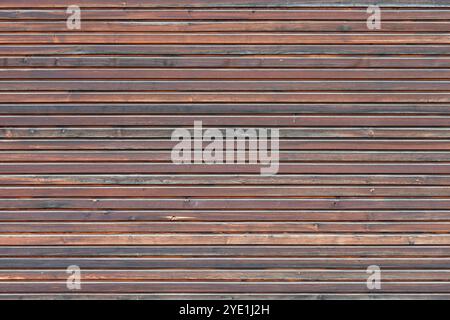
[0,210,449,222]
[3,151,450,162]
[4,281,450,294]
[1,92,450,103]
[0,103,449,114]
[0,198,450,210]
[2,69,450,79]
[1,163,450,174]
[0,0,446,8]
[1,116,448,126]
[2,9,450,21]
[2,45,450,56]
[2,57,450,68]
[2,294,449,300]
[2,140,450,151]
[0,175,447,186]
[3,22,450,32]
[0,222,449,233]
[1,234,450,245]
[2,81,450,92]
[2,186,450,198]
[2,270,450,282]
[0,246,449,257]
[0,257,449,268]
[5,34,450,45]
[4,128,450,139]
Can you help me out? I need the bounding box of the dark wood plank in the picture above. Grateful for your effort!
[2,9,450,21]
[5,34,450,45]
[0,104,449,114]
[0,0,447,8]
[0,175,447,186]
[1,45,450,56]
[2,57,450,68]
[0,210,450,222]
[1,115,449,126]
[0,246,449,257]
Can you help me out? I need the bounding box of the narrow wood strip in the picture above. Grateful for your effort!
[2,69,450,79]
[1,270,450,282]
[0,294,447,300]
[2,186,450,198]
[2,140,450,151]
[1,93,450,103]
[4,34,450,45]
[4,151,450,162]
[0,104,449,114]
[0,175,447,186]
[0,234,449,245]
[0,222,449,233]
[4,128,450,139]
[1,163,450,174]
[2,10,450,21]
[2,57,450,68]
[1,45,449,56]
[0,0,446,8]
[0,210,449,222]
[1,116,449,127]
[0,257,448,269]
[2,81,450,92]
[0,198,450,210]
[0,246,448,257]
[3,22,450,32]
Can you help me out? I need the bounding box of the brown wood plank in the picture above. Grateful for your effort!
[1,163,450,174]
[2,9,450,21]
[1,115,448,127]
[1,92,450,103]
[2,81,450,92]
[0,210,449,222]
[2,128,450,139]
[0,257,449,269]
[1,45,450,56]
[1,140,450,151]
[0,175,447,186]
[0,222,450,233]
[0,246,449,257]
[2,57,450,69]
[2,186,450,198]
[3,22,450,32]
[0,198,450,210]
[2,270,450,282]
[0,0,446,8]
[2,69,450,79]
[3,151,450,162]
[1,234,450,246]
[2,281,450,294]
[0,294,447,300]
[0,103,449,115]
[5,34,450,45]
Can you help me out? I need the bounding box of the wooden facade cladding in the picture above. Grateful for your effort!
[0,0,449,299]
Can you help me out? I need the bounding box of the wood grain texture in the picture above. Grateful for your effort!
[2,0,450,299]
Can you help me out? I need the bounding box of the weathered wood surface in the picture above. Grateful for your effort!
[1,0,450,299]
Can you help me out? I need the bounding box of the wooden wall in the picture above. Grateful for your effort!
[0,0,450,299]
